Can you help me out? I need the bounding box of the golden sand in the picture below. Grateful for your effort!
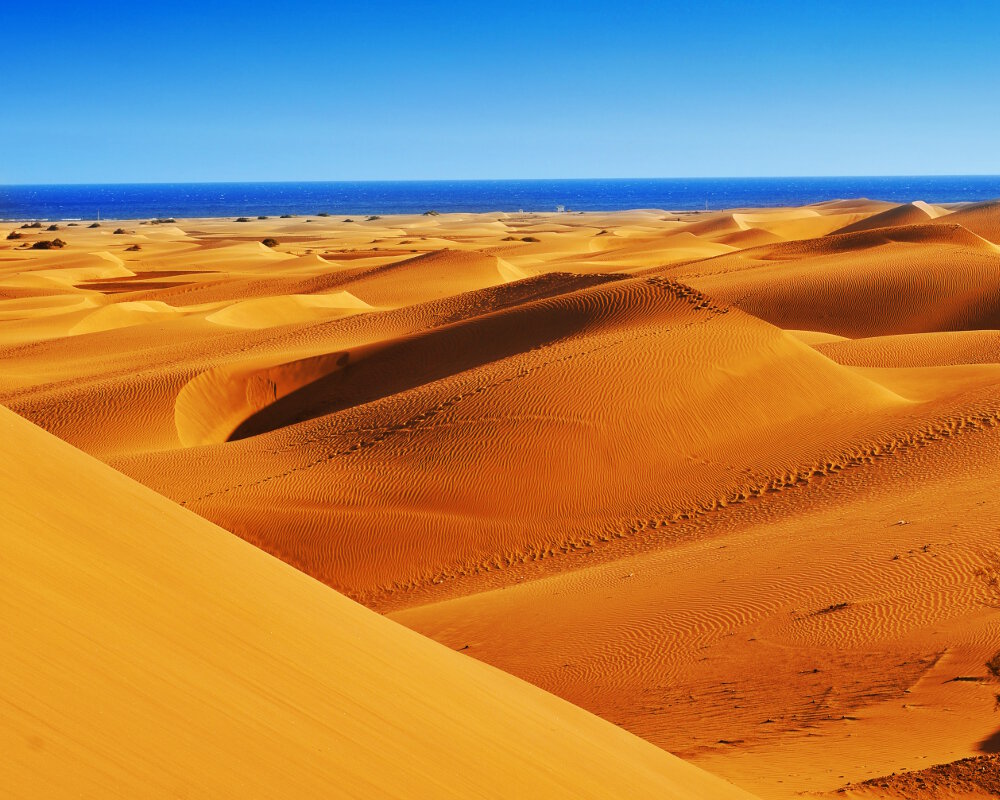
[3,201,1000,798]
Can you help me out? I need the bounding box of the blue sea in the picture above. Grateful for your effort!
[2,177,999,221]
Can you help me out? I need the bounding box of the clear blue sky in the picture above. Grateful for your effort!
[3,0,999,183]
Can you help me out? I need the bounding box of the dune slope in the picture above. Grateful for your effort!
[114,275,911,602]
[831,201,935,234]
[659,224,1000,337]
[0,406,756,800]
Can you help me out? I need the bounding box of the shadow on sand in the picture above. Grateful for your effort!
[978,725,1000,754]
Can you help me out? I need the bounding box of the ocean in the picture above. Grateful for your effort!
[2,177,999,221]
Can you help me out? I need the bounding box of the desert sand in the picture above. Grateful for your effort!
[2,201,1000,798]
[0,406,755,799]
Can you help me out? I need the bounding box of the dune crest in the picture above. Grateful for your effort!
[832,201,934,234]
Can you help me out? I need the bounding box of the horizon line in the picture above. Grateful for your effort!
[5,174,1000,188]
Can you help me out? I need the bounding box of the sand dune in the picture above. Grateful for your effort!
[0,293,98,322]
[204,290,375,328]
[174,348,360,447]
[713,226,784,248]
[660,224,1000,337]
[730,208,862,239]
[4,205,1000,798]
[111,276,913,601]
[832,201,936,234]
[0,406,756,800]
[1,251,135,289]
[932,199,1000,243]
[69,299,186,335]
[816,330,1000,368]
[336,248,508,305]
[393,399,1000,798]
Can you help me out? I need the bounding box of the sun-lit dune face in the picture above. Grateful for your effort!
[930,199,1000,244]
[3,204,1000,799]
[659,223,1000,338]
[832,201,938,234]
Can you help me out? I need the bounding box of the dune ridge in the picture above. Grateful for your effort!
[832,201,937,234]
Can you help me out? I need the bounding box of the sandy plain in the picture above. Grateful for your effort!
[3,200,1000,798]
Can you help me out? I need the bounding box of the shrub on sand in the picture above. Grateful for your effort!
[6,231,22,240]
[261,238,279,248]
[31,239,67,249]
[984,650,1000,679]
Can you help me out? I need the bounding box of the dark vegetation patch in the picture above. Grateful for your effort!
[813,602,850,616]
[840,754,1000,796]
[987,651,1000,679]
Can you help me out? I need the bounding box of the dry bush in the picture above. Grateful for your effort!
[976,550,1000,609]
[31,239,66,249]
